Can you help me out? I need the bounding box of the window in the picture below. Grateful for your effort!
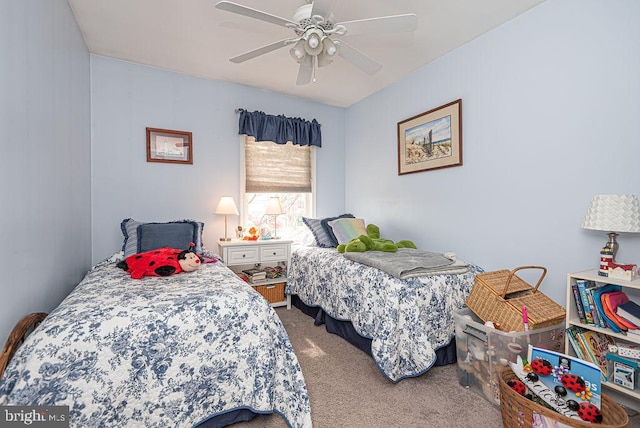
[242,137,314,242]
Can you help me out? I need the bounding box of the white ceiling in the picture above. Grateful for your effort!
[67,0,544,108]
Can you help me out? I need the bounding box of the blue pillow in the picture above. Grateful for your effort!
[303,214,354,247]
[121,218,204,257]
[137,222,199,254]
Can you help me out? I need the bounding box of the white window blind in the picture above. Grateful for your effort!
[245,138,312,193]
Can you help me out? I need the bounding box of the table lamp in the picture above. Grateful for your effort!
[581,194,640,260]
[215,196,239,241]
[265,196,285,239]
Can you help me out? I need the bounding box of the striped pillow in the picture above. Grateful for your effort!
[303,214,354,247]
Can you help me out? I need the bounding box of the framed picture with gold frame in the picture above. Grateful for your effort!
[397,99,462,175]
[146,127,193,164]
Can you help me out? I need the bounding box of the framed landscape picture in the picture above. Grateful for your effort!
[146,127,193,164]
[397,99,462,175]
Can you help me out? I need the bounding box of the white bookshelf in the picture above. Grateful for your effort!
[565,269,640,401]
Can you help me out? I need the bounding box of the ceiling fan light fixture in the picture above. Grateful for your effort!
[303,29,324,56]
[322,37,338,57]
[308,35,320,49]
[289,39,307,62]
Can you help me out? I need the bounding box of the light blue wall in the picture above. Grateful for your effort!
[5,0,637,346]
[0,0,91,341]
[345,0,640,306]
[90,56,345,263]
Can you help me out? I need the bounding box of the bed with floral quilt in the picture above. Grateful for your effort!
[287,245,483,383]
[0,252,312,428]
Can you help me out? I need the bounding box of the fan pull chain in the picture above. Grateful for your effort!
[312,55,317,83]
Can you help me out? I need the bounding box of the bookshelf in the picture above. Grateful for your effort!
[566,269,640,401]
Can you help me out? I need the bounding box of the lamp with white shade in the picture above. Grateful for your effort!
[215,196,239,241]
[265,196,285,239]
[581,194,640,260]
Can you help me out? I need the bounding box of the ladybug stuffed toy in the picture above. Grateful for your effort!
[117,242,203,279]
[530,358,553,376]
[560,373,586,394]
[507,379,527,396]
[578,401,603,423]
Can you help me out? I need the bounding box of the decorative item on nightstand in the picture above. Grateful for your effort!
[265,196,285,239]
[215,196,239,241]
[581,194,640,276]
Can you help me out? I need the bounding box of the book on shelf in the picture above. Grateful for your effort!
[580,329,616,381]
[576,280,594,325]
[571,282,587,323]
[241,268,267,282]
[585,285,603,328]
[566,325,615,381]
[617,300,640,326]
[566,325,589,361]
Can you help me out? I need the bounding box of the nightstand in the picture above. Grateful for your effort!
[218,240,292,309]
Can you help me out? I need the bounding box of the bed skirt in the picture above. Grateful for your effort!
[291,295,457,367]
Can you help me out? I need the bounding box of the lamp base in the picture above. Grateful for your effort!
[606,231,619,260]
[219,237,231,242]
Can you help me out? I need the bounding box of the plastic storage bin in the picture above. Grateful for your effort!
[454,306,565,407]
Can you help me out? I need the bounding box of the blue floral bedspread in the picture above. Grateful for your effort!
[287,246,483,382]
[0,253,312,428]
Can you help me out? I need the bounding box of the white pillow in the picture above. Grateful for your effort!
[327,218,367,245]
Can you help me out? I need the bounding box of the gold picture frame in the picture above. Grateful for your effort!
[146,127,193,164]
[397,99,462,175]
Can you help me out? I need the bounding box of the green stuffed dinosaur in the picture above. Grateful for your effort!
[337,224,417,253]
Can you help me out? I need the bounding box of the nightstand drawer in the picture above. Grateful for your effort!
[226,247,260,264]
[260,244,289,261]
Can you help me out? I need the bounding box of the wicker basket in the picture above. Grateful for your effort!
[465,266,565,332]
[499,368,629,428]
[253,282,285,303]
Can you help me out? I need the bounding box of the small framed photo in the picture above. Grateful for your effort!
[397,99,462,175]
[146,127,193,164]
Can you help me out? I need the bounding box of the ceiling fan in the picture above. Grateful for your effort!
[215,0,417,85]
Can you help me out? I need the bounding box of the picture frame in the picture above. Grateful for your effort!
[146,127,193,164]
[397,99,462,175]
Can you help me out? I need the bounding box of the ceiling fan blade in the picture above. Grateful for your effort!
[310,0,337,24]
[296,63,313,86]
[215,1,296,28]
[336,40,382,75]
[338,13,418,36]
[229,39,290,63]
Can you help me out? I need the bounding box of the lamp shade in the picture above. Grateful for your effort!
[215,196,239,215]
[581,194,640,233]
[265,196,284,215]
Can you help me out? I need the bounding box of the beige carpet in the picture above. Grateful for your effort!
[236,306,640,427]
[235,306,504,428]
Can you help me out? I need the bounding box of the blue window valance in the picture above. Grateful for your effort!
[238,109,322,147]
